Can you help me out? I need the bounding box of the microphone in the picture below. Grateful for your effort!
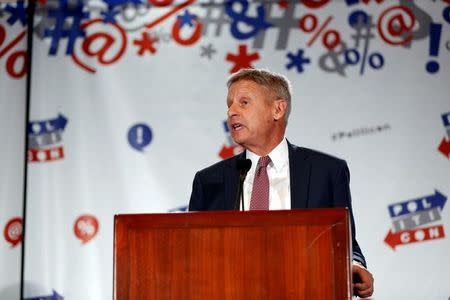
[234,159,252,210]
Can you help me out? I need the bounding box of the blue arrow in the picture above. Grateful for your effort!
[429,190,447,210]
[25,290,63,300]
[442,112,450,127]
[28,113,68,136]
[49,113,68,132]
[223,120,229,133]
[388,189,447,218]
[168,205,188,212]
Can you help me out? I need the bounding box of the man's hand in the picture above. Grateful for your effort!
[352,262,374,298]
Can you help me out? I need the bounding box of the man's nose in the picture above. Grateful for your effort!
[227,103,237,117]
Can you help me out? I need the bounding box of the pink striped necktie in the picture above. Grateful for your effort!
[250,156,271,210]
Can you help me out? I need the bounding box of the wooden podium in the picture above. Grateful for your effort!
[114,209,352,299]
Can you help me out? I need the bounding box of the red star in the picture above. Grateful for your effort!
[133,32,158,56]
[225,44,260,74]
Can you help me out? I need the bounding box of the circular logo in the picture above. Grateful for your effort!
[3,217,23,247]
[74,215,99,244]
[128,123,153,152]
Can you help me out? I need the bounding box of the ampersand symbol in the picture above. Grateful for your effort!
[318,41,349,77]
[225,0,272,40]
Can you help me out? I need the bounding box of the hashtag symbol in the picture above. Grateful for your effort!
[253,0,299,50]
[350,14,375,49]
[34,4,70,40]
[44,0,90,55]
[199,0,229,37]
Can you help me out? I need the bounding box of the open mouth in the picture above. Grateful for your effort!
[231,123,243,131]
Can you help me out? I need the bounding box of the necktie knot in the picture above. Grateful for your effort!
[258,156,271,169]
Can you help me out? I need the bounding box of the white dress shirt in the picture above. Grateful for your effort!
[242,138,291,211]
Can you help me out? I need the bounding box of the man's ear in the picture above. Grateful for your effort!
[273,99,288,121]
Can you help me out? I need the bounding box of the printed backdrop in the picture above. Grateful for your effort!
[1,0,450,299]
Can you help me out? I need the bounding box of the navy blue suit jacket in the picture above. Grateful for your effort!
[189,141,366,266]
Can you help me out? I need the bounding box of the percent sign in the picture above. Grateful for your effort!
[0,25,27,79]
[299,14,341,50]
[344,48,384,75]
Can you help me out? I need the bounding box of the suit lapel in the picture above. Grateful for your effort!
[288,142,310,209]
[223,151,246,210]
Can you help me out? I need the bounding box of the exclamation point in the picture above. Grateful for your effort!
[136,126,143,145]
[426,23,442,74]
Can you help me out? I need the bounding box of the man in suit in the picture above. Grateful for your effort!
[189,68,374,298]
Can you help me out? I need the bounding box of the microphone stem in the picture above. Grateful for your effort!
[234,173,246,211]
[240,177,245,211]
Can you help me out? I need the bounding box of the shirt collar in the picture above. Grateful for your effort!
[246,138,289,173]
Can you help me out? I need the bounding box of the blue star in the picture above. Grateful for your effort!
[177,10,197,28]
[286,49,311,73]
[5,1,27,26]
[101,7,120,24]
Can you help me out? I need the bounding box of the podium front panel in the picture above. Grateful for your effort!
[114,209,351,300]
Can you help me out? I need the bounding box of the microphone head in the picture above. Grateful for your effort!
[237,158,252,173]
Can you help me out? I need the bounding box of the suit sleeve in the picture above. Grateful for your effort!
[189,172,204,211]
[333,161,367,267]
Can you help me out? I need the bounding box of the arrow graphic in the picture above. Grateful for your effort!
[384,225,445,250]
[28,113,68,136]
[219,144,237,160]
[388,190,447,218]
[49,113,68,131]
[438,137,450,158]
[168,205,188,212]
[441,112,450,127]
[25,290,63,300]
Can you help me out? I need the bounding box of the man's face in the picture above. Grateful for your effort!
[226,80,277,151]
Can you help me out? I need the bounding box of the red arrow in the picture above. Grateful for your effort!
[438,137,450,158]
[219,145,236,160]
[384,225,445,250]
[384,229,397,250]
[219,144,245,159]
